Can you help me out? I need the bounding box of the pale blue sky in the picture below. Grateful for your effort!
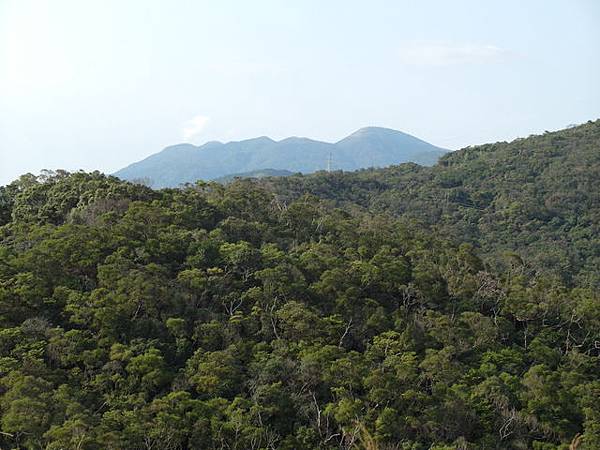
[1,0,599,185]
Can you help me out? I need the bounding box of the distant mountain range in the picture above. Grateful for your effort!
[114,127,448,188]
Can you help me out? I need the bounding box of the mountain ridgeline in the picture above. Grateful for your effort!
[0,121,598,449]
[114,127,448,188]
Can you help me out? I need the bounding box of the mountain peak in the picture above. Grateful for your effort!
[352,126,405,135]
[229,136,275,145]
[339,126,434,145]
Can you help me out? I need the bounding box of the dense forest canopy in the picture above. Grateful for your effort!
[266,120,600,289]
[0,121,598,449]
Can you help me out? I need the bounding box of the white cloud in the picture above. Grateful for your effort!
[398,42,511,66]
[182,115,210,141]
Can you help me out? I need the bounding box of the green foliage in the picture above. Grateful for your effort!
[268,120,600,288]
[0,123,598,449]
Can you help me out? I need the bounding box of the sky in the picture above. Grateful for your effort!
[1,0,599,185]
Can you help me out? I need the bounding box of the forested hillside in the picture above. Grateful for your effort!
[214,168,295,184]
[267,120,600,288]
[0,157,598,448]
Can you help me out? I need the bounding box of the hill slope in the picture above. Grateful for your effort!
[265,120,600,287]
[114,127,448,188]
[0,122,599,448]
[213,168,295,184]
[0,162,599,448]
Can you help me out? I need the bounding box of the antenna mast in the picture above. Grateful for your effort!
[327,152,332,172]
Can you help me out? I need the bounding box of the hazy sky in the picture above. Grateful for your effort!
[1,0,599,185]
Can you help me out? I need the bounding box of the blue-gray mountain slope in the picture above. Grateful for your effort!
[114,127,448,188]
